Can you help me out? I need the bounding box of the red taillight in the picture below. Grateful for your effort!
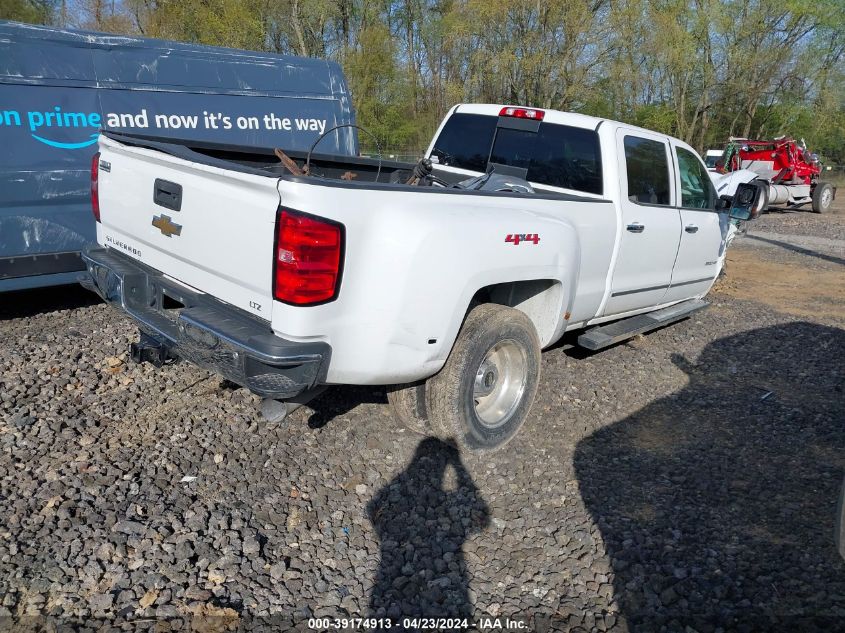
[91,151,100,222]
[499,106,545,121]
[274,209,343,305]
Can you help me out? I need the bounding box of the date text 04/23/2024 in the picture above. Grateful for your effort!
[306,617,529,630]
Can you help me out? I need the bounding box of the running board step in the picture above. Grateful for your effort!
[577,299,709,351]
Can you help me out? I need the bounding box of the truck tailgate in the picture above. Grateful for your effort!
[96,135,279,320]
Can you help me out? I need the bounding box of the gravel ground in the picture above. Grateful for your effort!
[749,207,845,242]
[1,211,844,631]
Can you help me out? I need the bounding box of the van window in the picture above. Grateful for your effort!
[624,136,671,205]
[677,147,714,209]
[432,113,603,195]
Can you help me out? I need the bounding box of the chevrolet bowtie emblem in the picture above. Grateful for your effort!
[151,214,182,237]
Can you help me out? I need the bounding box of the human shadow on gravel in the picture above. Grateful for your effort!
[575,322,845,631]
[367,437,490,619]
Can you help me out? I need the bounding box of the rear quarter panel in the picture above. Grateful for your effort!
[273,180,616,384]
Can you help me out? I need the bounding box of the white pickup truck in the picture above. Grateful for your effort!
[81,104,761,451]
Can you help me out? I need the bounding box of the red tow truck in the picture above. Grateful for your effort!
[718,137,836,213]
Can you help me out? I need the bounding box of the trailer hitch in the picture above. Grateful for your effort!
[129,332,174,367]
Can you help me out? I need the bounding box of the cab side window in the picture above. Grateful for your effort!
[623,136,671,205]
[676,147,715,210]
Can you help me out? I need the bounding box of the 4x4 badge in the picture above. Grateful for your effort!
[152,214,182,237]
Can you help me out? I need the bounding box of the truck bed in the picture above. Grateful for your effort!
[103,131,419,183]
[102,131,598,201]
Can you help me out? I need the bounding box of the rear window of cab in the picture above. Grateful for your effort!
[430,112,603,195]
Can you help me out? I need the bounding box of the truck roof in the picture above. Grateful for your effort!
[453,103,693,143]
[454,103,605,130]
[452,104,712,168]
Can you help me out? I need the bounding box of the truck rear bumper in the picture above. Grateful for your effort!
[80,246,330,400]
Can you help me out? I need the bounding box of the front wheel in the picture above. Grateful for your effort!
[426,304,541,453]
[812,182,834,213]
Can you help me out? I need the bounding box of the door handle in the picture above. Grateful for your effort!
[626,223,645,233]
[154,178,183,212]
[685,224,699,233]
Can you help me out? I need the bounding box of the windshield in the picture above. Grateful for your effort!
[704,154,720,168]
[432,112,603,195]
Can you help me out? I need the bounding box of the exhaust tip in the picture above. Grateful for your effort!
[260,398,291,423]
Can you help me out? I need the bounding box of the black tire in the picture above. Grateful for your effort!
[755,181,770,214]
[812,182,834,214]
[426,303,541,453]
[386,381,429,435]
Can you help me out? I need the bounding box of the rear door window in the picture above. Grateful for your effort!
[432,113,603,195]
[624,135,671,205]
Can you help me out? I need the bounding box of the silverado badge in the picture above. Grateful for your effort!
[152,214,182,237]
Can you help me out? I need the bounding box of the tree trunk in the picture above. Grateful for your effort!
[291,0,308,57]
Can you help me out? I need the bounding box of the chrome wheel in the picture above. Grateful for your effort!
[473,339,528,428]
[821,187,833,209]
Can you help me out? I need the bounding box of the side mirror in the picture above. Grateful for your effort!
[729,182,765,221]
